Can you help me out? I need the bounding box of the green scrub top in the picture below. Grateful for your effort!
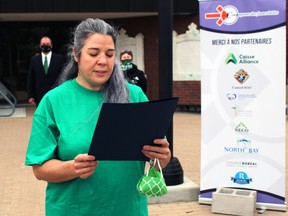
[25,78,149,216]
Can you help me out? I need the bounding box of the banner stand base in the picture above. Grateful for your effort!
[256,202,287,212]
[199,197,287,212]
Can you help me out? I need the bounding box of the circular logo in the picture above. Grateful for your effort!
[223,5,239,25]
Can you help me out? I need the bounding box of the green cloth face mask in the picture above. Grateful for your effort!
[136,158,168,198]
[121,60,133,71]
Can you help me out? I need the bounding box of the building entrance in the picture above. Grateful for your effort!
[0,21,75,104]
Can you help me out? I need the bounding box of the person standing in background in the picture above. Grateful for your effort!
[120,50,147,93]
[27,36,65,106]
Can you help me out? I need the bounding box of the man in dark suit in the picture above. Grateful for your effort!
[27,36,64,106]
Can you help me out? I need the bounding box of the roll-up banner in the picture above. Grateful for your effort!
[199,0,286,211]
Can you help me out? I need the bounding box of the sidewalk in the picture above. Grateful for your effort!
[0,107,287,215]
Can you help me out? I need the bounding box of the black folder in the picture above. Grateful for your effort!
[88,97,179,161]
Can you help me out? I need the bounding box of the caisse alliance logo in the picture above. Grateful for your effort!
[205,5,279,26]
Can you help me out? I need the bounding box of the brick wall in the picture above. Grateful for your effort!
[173,81,201,106]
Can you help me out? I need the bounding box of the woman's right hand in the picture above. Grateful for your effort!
[73,154,99,179]
[32,154,99,183]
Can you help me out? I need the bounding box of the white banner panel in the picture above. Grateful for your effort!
[199,0,286,211]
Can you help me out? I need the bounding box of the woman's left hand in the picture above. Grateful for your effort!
[142,139,171,169]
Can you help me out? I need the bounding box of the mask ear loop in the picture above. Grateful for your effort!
[147,158,163,177]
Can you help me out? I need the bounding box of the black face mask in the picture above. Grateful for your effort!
[40,45,52,53]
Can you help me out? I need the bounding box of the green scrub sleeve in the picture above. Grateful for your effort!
[25,101,59,166]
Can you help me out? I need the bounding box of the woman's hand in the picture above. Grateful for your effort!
[32,154,98,183]
[73,154,99,179]
[142,139,171,169]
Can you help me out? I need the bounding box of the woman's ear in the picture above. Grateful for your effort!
[72,48,78,62]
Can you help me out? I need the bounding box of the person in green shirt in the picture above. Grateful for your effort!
[25,18,171,216]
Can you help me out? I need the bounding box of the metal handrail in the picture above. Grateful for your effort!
[0,81,17,117]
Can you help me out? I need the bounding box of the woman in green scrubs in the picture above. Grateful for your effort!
[25,18,171,216]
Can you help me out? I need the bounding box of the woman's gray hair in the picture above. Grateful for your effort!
[56,18,129,103]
